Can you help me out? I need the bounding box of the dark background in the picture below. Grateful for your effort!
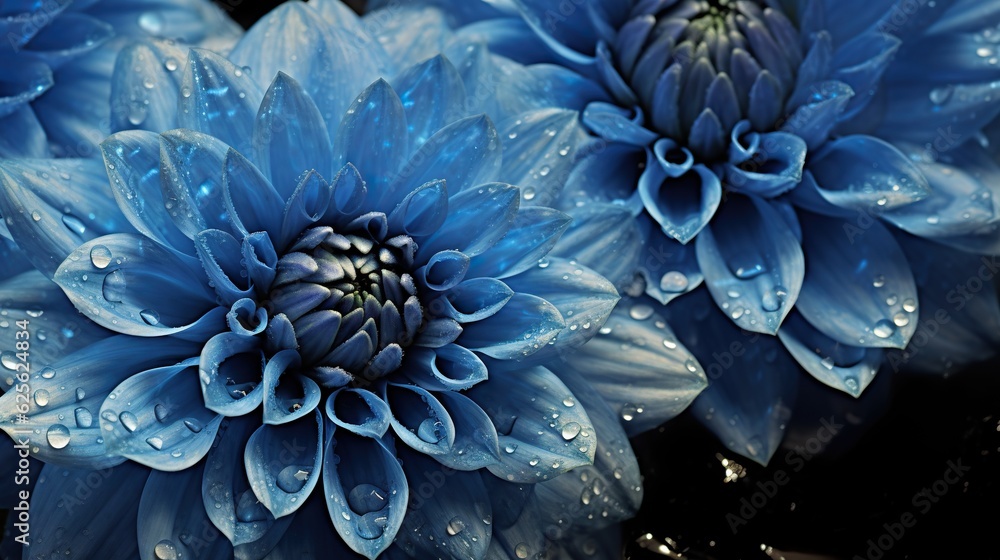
[229,2,1000,558]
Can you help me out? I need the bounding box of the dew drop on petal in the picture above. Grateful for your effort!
[844,376,860,393]
[40,367,55,379]
[140,309,161,326]
[515,543,530,558]
[621,403,638,422]
[872,319,896,339]
[276,465,310,493]
[119,411,139,432]
[146,436,164,450]
[102,270,127,303]
[446,517,466,536]
[561,422,582,441]
[892,312,910,327]
[902,298,917,313]
[629,304,654,321]
[75,387,85,401]
[90,246,112,269]
[74,407,93,429]
[154,403,168,422]
[34,389,50,407]
[153,539,178,560]
[183,418,204,433]
[659,271,689,293]
[138,12,165,35]
[46,424,71,449]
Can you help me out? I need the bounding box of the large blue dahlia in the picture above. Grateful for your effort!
[0,2,698,558]
[0,0,240,159]
[373,0,1000,463]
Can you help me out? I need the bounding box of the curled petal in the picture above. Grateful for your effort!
[383,382,455,455]
[638,162,722,244]
[199,332,265,416]
[326,388,391,439]
[402,345,489,391]
[458,293,564,360]
[263,350,321,425]
[245,409,324,518]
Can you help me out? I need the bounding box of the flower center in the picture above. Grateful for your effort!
[619,0,800,160]
[266,217,423,387]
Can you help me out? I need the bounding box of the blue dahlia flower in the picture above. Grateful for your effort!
[372,0,1000,463]
[0,2,691,558]
[0,0,240,159]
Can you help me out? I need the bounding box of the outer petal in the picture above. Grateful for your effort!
[695,195,804,335]
[558,296,707,436]
[536,366,643,529]
[24,462,148,560]
[796,211,919,349]
[158,128,233,238]
[322,424,408,559]
[202,416,293,551]
[390,54,469,149]
[54,234,218,336]
[0,335,198,468]
[99,358,223,470]
[178,49,263,156]
[547,203,642,288]
[671,290,799,465]
[138,462,233,560]
[431,390,502,471]
[778,311,882,397]
[458,293,564,360]
[110,39,188,134]
[416,183,520,261]
[639,162,722,244]
[395,448,493,559]
[466,365,597,482]
[0,158,132,277]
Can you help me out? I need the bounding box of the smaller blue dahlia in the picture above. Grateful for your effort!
[0,0,240,159]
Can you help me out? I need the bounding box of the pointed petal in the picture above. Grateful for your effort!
[391,54,468,149]
[158,128,232,237]
[0,336,198,468]
[417,183,520,261]
[559,296,707,435]
[808,135,930,212]
[796,211,919,349]
[223,148,284,239]
[467,206,572,280]
[639,162,722,244]
[497,109,596,207]
[178,48,263,156]
[696,195,804,335]
[778,311,881,397]
[110,40,188,134]
[101,131,191,253]
[335,79,408,205]
[467,365,597,482]
[536,366,642,528]
[402,345,489,391]
[322,425,408,560]
[54,234,217,336]
[254,72,333,199]
[138,462,233,560]
[635,215,704,305]
[99,358,222,470]
[671,289,799,465]
[383,382,455,456]
[326,387,391,439]
[246,409,324,518]
[458,293,564,360]
[199,332,265,417]
[548,203,642,288]
[395,447,493,559]
[0,158,132,276]
[203,416,293,550]
[263,350,321,425]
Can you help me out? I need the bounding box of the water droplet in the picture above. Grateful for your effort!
[685,359,699,373]
[102,270,127,303]
[276,465,311,493]
[504,443,517,454]
[164,58,179,72]
[629,304,654,321]
[417,417,444,443]
[146,436,164,450]
[621,403,638,422]
[522,187,536,201]
[90,246,113,269]
[119,411,139,432]
[892,312,910,327]
[562,397,575,407]
[561,422,582,441]
[153,539,178,560]
[659,271,689,293]
[184,418,204,433]
[347,483,389,514]
[515,543,530,558]
[75,387,85,401]
[40,367,55,379]
[978,46,994,57]
[34,389,50,407]
[844,376,860,393]
[74,407,93,429]
[31,211,41,221]
[154,403,168,422]
[46,424,71,449]
[446,517,466,536]
[820,356,835,370]
[140,309,161,326]
[902,298,917,313]
[872,319,896,339]
[872,275,886,288]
